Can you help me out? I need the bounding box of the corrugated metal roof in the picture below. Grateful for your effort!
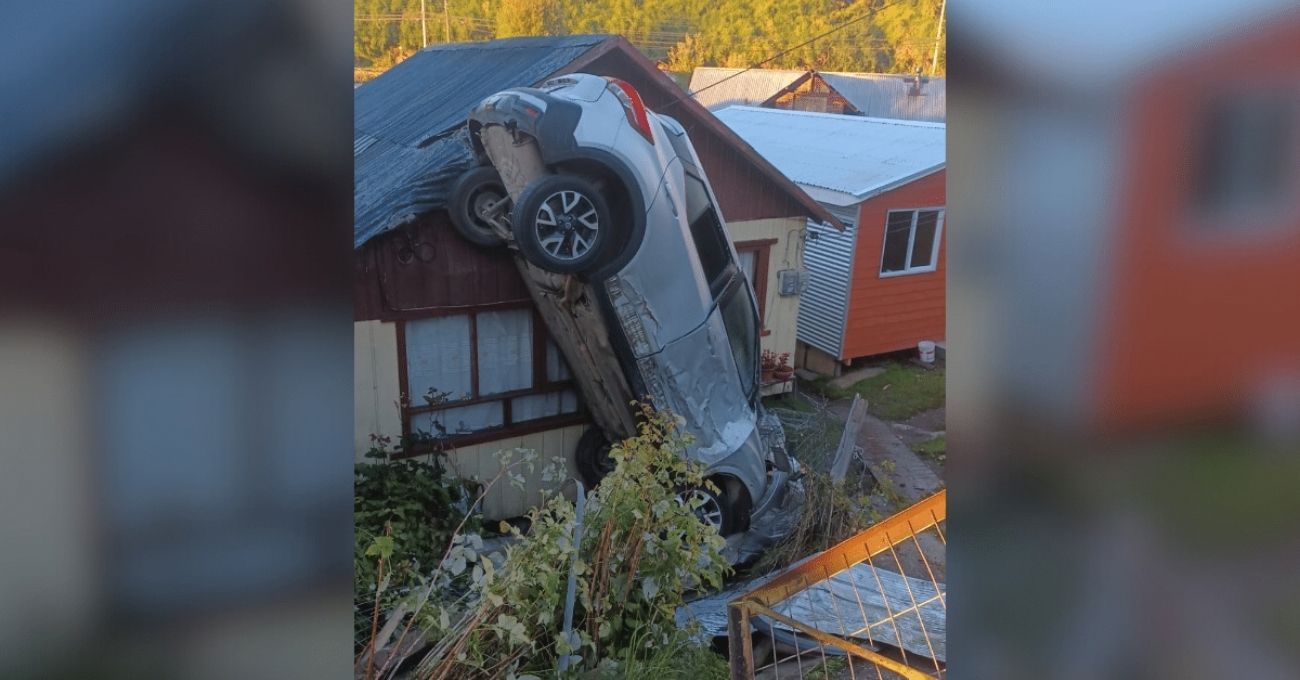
[714,106,945,204]
[687,67,806,110]
[353,35,608,249]
[819,73,945,122]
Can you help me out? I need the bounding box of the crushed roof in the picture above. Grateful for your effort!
[686,67,806,110]
[714,106,945,205]
[354,35,607,248]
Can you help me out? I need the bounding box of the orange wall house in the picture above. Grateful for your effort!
[716,107,946,372]
[843,170,947,359]
[1095,12,1300,430]
[959,4,1300,432]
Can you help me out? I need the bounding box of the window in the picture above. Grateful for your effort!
[401,307,582,445]
[1194,93,1296,221]
[880,209,944,276]
[683,173,733,289]
[734,238,777,333]
[719,281,759,402]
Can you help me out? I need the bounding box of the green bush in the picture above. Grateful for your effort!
[354,435,479,648]
[415,405,730,679]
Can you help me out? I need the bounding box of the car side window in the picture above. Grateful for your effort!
[718,280,759,401]
[683,173,733,291]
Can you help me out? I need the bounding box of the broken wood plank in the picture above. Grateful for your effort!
[830,394,867,481]
[479,126,637,441]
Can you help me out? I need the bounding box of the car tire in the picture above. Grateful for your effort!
[448,165,511,247]
[682,477,751,536]
[575,427,615,489]
[511,174,613,275]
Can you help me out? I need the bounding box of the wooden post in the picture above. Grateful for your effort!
[830,393,866,481]
[727,602,755,679]
[479,126,637,441]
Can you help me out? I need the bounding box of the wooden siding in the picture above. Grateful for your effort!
[1096,13,1300,429]
[354,211,530,321]
[768,73,857,115]
[841,170,947,360]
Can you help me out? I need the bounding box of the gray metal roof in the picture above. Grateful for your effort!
[686,67,806,110]
[819,73,945,122]
[354,35,608,249]
[715,106,945,206]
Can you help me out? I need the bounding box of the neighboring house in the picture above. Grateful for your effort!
[688,67,946,122]
[354,36,836,519]
[715,106,946,374]
[954,2,1300,431]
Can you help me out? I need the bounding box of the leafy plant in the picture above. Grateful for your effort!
[354,434,480,648]
[414,404,731,679]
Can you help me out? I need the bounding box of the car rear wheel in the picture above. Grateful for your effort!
[511,175,613,274]
[448,165,511,247]
[575,427,615,489]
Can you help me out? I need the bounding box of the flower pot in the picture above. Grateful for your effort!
[773,367,794,381]
[762,368,775,383]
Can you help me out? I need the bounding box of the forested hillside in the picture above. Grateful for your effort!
[355,0,945,80]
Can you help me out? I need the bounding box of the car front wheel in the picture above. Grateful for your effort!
[680,478,750,536]
[511,174,612,275]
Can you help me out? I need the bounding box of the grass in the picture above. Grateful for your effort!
[763,392,814,414]
[914,435,946,461]
[601,628,729,680]
[804,362,945,421]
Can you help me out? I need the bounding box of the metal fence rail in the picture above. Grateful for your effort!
[728,490,947,679]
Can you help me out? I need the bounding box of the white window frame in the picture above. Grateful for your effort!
[879,207,945,278]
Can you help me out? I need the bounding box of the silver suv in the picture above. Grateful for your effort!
[448,73,790,535]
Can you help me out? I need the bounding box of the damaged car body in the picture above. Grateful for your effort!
[448,73,793,535]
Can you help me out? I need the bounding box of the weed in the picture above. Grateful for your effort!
[851,362,944,420]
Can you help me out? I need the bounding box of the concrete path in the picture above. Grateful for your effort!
[857,413,943,504]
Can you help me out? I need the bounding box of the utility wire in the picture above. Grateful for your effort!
[682,0,913,101]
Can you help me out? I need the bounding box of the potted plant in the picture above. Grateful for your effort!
[772,352,794,381]
[761,349,778,383]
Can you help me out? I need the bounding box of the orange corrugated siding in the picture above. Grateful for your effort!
[841,170,946,360]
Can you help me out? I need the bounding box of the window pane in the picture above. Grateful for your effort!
[909,210,941,269]
[406,315,472,403]
[684,174,731,287]
[476,309,532,395]
[881,211,914,273]
[1196,96,1296,216]
[545,339,572,382]
[720,283,758,399]
[414,401,504,437]
[510,389,580,422]
[737,249,757,286]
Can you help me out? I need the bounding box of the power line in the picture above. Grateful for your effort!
[682,0,914,101]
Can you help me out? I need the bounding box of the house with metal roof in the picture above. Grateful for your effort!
[715,106,946,374]
[688,67,945,122]
[354,36,836,519]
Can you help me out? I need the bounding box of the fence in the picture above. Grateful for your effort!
[728,490,947,679]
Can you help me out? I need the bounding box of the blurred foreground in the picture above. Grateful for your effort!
[0,1,354,677]
[949,1,1300,677]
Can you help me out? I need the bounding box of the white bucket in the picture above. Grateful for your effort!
[918,340,936,364]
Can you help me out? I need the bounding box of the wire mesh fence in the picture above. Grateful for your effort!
[728,490,947,679]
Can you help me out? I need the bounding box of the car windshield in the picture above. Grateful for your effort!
[719,280,759,401]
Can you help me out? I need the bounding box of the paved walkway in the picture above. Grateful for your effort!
[857,413,943,504]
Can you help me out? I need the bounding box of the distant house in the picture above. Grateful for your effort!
[955,3,1300,431]
[354,36,836,518]
[716,106,946,374]
[688,67,946,122]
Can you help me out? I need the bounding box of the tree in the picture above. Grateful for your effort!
[496,0,566,37]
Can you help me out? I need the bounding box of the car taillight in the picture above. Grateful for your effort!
[604,77,655,145]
